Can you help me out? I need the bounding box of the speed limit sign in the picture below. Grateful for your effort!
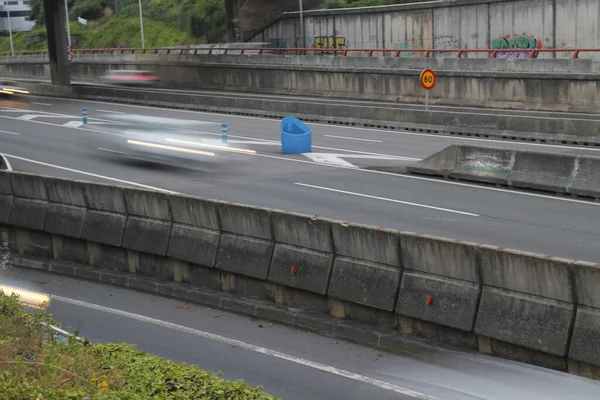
[420,68,436,90]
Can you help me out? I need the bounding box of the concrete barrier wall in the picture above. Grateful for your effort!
[250,0,600,60]
[6,55,600,115]
[2,169,600,378]
[406,144,600,199]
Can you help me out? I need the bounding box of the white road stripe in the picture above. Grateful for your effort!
[32,102,52,106]
[0,129,20,136]
[295,183,479,217]
[325,134,382,143]
[97,109,124,114]
[52,295,442,400]
[2,154,180,194]
[63,121,83,128]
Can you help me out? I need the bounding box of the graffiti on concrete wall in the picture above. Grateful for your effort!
[268,38,286,48]
[232,18,242,43]
[491,33,542,58]
[392,42,413,57]
[433,35,464,56]
[310,36,350,49]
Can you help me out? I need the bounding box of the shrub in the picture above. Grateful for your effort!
[0,289,278,400]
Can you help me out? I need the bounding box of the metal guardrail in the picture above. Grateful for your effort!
[1,47,600,59]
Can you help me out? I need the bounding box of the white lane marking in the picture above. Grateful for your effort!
[325,134,382,143]
[97,109,124,114]
[304,153,356,168]
[0,129,20,136]
[0,115,124,137]
[51,295,441,400]
[32,102,52,106]
[97,148,130,156]
[303,153,413,168]
[226,140,279,145]
[295,183,479,217]
[1,106,116,123]
[33,94,600,154]
[17,114,38,120]
[2,154,181,194]
[63,121,83,128]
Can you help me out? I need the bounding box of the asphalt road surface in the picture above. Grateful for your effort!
[3,267,600,400]
[1,95,600,263]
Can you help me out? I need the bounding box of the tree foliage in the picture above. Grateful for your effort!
[28,0,227,42]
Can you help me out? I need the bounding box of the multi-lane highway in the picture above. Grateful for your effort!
[1,94,600,263]
[4,266,600,400]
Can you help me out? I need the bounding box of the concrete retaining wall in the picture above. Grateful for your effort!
[2,169,600,379]
[250,0,600,60]
[406,144,600,199]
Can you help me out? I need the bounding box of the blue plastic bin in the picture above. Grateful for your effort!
[281,116,312,154]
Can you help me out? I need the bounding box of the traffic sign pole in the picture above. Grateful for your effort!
[419,68,437,111]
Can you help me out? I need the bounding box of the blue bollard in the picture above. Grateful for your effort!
[82,108,88,124]
[221,123,228,143]
[281,116,311,154]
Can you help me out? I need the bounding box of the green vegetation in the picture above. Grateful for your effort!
[0,0,225,52]
[0,288,279,399]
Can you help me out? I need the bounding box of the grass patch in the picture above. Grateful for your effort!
[0,288,279,399]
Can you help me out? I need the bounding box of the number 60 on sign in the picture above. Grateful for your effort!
[420,69,436,90]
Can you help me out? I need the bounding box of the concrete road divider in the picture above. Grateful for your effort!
[406,144,600,200]
[2,169,600,379]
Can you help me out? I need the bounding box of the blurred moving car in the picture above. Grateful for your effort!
[100,70,160,86]
[0,79,29,96]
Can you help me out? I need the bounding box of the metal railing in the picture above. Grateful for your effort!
[1,47,599,59]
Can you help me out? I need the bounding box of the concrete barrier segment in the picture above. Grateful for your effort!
[396,270,480,331]
[407,145,600,199]
[478,245,574,302]
[217,201,273,240]
[122,188,171,220]
[567,155,600,198]
[475,286,574,356]
[168,194,221,230]
[331,220,400,266]
[569,261,600,365]
[328,257,402,311]
[271,210,334,253]
[215,233,274,280]
[399,232,479,282]
[509,151,577,194]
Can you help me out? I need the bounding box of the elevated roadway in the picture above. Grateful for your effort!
[1,94,600,263]
[3,266,600,400]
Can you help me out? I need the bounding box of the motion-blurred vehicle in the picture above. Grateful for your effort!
[100,70,160,86]
[0,79,29,96]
